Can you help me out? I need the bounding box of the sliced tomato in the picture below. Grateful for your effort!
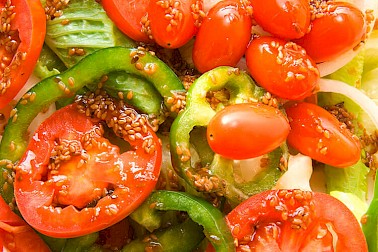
[0,196,50,252]
[192,0,252,73]
[246,36,319,100]
[148,0,197,48]
[14,104,162,238]
[250,0,310,39]
[102,0,151,42]
[285,102,361,167]
[294,1,365,63]
[207,103,290,160]
[97,218,133,250]
[226,189,368,251]
[0,0,46,109]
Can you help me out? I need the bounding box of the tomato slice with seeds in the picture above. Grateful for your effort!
[246,36,319,100]
[207,103,290,160]
[250,0,311,39]
[285,102,361,167]
[0,196,50,252]
[102,0,151,42]
[0,0,46,109]
[226,189,368,251]
[294,1,366,63]
[192,0,252,73]
[14,104,162,238]
[148,0,197,48]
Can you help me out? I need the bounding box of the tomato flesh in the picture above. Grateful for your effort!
[14,104,162,238]
[0,0,46,108]
[207,103,290,160]
[250,0,311,39]
[285,102,361,167]
[192,0,252,73]
[226,190,368,251]
[294,1,366,63]
[246,36,319,100]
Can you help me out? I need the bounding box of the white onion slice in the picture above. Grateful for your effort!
[318,78,378,128]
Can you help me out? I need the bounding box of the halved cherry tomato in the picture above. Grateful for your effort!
[0,196,50,252]
[14,104,162,238]
[250,0,310,39]
[285,102,361,167]
[226,189,368,251]
[102,0,151,42]
[192,0,252,73]
[246,36,319,100]
[294,1,365,63]
[0,0,46,109]
[207,103,290,160]
[148,0,197,48]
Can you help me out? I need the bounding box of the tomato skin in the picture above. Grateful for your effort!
[246,36,319,100]
[251,0,310,39]
[0,196,51,252]
[207,103,290,160]
[0,0,46,109]
[294,2,365,63]
[226,190,368,251]
[102,0,151,42]
[14,104,162,238]
[192,0,252,73]
[148,0,197,48]
[285,102,361,167]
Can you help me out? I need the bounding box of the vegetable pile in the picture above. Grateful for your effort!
[0,0,378,251]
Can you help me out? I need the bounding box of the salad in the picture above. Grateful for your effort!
[0,0,378,251]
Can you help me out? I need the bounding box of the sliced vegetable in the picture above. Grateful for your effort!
[0,196,51,252]
[295,1,366,63]
[250,0,310,39]
[207,102,290,160]
[192,0,252,73]
[246,36,319,100]
[148,0,197,48]
[285,102,361,167]
[226,189,368,251]
[0,0,46,108]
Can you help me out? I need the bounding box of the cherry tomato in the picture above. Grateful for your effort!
[285,102,361,167]
[148,0,197,48]
[0,0,46,109]
[251,0,311,39]
[14,104,162,238]
[0,196,50,252]
[207,103,290,160]
[102,0,151,42]
[295,1,365,63]
[246,36,319,100]
[192,0,252,73]
[226,189,368,251]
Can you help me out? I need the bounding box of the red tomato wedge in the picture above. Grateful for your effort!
[0,196,50,252]
[226,189,368,251]
[102,0,151,42]
[285,102,361,167]
[0,0,46,109]
[14,104,162,238]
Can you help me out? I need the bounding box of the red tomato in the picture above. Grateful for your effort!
[226,189,368,251]
[0,0,46,109]
[148,0,197,48]
[97,218,133,250]
[246,36,319,100]
[102,0,151,42]
[14,104,162,238]
[285,102,361,167]
[0,196,50,252]
[192,0,252,73]
[294,2,365,63]
[207,103,290,160]
[251,0,311,39]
